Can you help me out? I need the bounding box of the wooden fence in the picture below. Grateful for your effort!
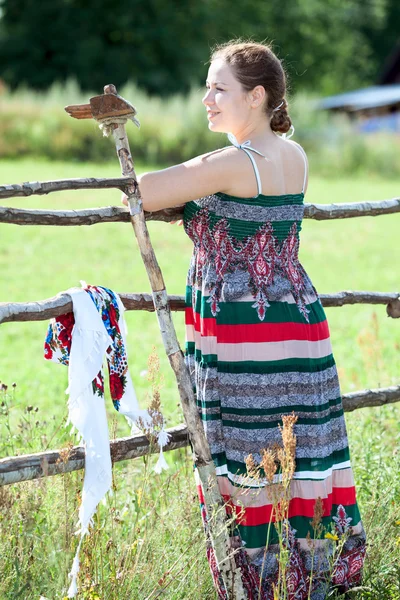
[6,88,399,598]
[1,179,400,487]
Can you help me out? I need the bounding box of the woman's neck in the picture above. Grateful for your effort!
[231,122,278,147]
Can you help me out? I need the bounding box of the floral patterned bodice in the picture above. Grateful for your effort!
[183,192,317,323]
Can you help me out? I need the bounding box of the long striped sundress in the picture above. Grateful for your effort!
[182,134,367,599]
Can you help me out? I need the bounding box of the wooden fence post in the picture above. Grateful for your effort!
[65,85,246,598]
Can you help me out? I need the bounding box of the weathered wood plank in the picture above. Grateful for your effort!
[0,205,184,225]
[305,198,400,219]
[0,292,183,324]
[0,424,189,486]
[0,177,134,198]
[1,198,399,226]
[342,384,400,412]
[1,291,399,325]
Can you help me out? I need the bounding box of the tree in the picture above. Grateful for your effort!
[0,0,393,96]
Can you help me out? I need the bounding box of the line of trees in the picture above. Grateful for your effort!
[0,0,398,96]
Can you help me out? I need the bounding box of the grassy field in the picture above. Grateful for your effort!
[0,159,399,599]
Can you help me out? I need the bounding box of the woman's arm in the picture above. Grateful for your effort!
[123,146,241,212]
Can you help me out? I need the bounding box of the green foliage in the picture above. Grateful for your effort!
[0,81,400,178]
[0,425,213,599]
[345,402,400,599]
[0,80,222,164]
[0,0,397,96]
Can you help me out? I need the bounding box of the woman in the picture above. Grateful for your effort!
[123,40,367,599]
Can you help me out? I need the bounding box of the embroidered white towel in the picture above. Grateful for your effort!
[64,288,153,597]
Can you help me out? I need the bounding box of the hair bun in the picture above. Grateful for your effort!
[270,98,291,134]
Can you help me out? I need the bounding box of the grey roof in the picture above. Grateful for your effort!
[318,84,400,111]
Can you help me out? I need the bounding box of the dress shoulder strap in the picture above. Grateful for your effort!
[225,131,307,196]
[225,132,265,198]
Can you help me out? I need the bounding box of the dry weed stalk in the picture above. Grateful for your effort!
[244,413,356,598]
[306,495,324,598]
[245,410,357,599]
[136,347,166,445]
[243,412,299,599]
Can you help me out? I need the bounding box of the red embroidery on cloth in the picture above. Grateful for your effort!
[278,222,310,321]
[333,504,353,535]
[281,521,310,598]
[186,207,311,322]
[208,218,239,316]
[186,207,213,283]
[242,221,277,321]
[330,503,366,591]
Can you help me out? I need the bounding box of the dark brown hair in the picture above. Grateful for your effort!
[210,40,292,135]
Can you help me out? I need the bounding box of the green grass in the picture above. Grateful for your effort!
[0,159,400,599]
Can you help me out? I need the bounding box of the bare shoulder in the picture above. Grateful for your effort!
[183,145,261,192]
[174,144,247,194]
[184,144,247,170]
[137,145,245,212]
[283,138,308,163]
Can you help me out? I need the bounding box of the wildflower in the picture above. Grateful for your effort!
[325,532,339,541]
[260,448,277,483]
[395,519,400,526]
[306,530,313,549]
[245,453,260,479]
[311,496,324,534]
[280,412,298,453]
[278,412,298,481]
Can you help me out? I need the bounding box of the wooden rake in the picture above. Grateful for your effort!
[65,84,246,599]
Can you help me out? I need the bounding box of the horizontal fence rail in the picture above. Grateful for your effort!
[0,292,184,323]
[0,424,189,486]
[0,205,183,226]
[1,176,399,491]
[1,291,400,324]
[2,383,400,487]
[0,178,399,225]
[0,177,134,199]
[1,200,400,226]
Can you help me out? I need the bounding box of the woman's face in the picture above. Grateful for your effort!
[202,59,252,133]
